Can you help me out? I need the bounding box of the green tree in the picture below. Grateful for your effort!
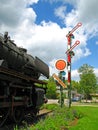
[46,76,57,99]
[78,64,97,100]
[71,80,81,92]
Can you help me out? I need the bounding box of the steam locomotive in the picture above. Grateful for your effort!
[0,32,49,127]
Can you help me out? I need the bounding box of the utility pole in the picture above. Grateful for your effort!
[66,23,82,108]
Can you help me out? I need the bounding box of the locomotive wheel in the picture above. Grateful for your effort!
[31,108,38,117]
[0,108,9,127]
[13,107,24,124]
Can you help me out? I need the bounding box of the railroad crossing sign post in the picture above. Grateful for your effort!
[53,59,67,107]
[53,73,66,107]
[66,23,82,108]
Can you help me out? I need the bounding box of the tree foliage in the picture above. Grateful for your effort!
[78,64,97,99]
[71,80,81,93]
[46,76,57,99]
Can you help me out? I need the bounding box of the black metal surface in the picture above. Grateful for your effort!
[0,109,52,130]
[0,32,49,78]
[0,32,49,127]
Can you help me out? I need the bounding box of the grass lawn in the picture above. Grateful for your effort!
[17,104,98,130]
[70,106,98,130]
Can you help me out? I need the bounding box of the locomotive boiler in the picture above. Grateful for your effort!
[0,32,49,79]
[0,32,49,127]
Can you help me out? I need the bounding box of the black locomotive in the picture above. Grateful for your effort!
[0,32,49,127]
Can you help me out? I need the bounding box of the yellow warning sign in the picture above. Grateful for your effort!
[52,73,67,88]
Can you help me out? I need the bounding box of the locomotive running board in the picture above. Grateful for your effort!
[0,67,47,85]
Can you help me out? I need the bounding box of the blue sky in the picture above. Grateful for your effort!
[0,0,98,80]
[32,1,73,27]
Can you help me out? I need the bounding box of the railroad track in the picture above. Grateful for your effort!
[0,109,53,130]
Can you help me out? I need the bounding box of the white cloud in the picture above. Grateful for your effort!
[49,59,59,76]
[94,68,98,77]
[72,69,80,81]
[45,0,98,37]
[53,0,98,37]
[0,0,37,32]
[0,0,24,27]
[25,0,39,5]
[96,41,98,45]
[76,0,98,37]
[77,0,98,22]
[84,48,91,56]
[13,21,68,63]
[54,5,67,20]
[44,0,77,5]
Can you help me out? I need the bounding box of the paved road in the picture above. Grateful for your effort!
[47,99,98,107]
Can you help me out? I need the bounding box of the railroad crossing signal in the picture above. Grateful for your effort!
[52,73,67,88]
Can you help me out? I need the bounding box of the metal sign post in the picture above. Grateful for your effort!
[53,59,67,107]
[59,71,66,107]
[59,71,63,108]
[66,23,82,108]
